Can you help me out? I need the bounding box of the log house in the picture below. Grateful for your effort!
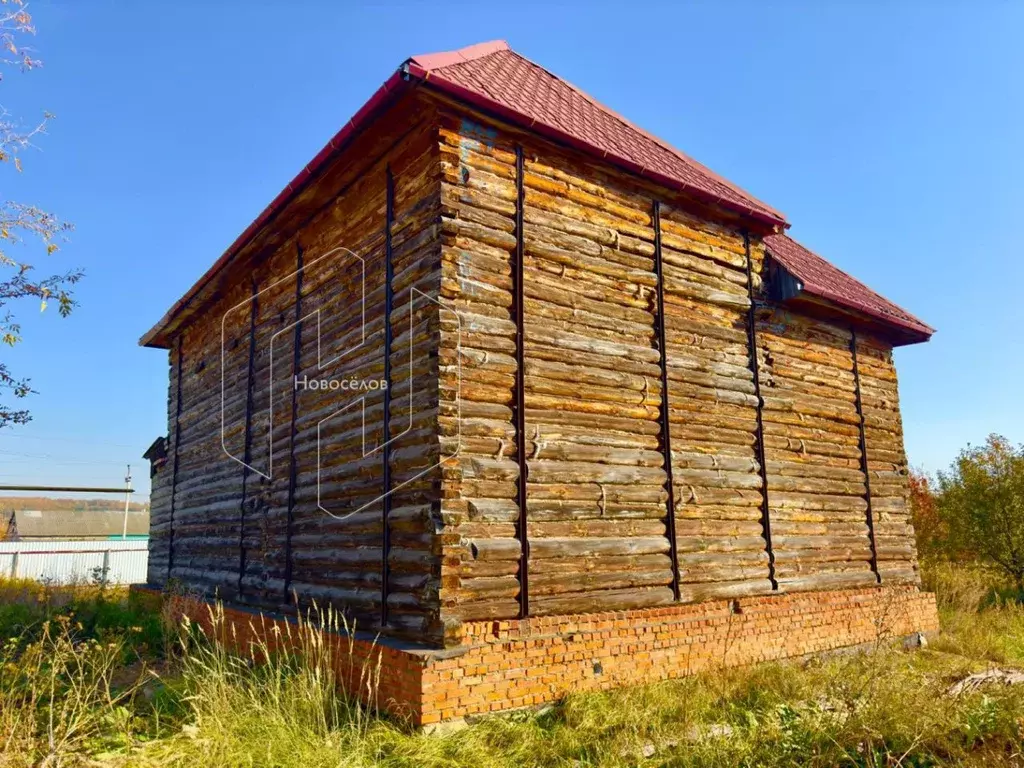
[140,41,937,721]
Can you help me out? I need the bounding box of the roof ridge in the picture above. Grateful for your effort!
[408,40,510,72]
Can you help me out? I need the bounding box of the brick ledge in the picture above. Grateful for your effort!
[132,584,940,726]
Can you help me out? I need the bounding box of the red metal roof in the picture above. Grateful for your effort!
[145,41,933,348]
[141,40,789,348]
[764,233,934,341]
[406,41,787,227]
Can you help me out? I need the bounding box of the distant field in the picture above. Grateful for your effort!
[0,563,1022,767]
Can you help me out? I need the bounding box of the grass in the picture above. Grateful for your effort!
[0,567,1023,767]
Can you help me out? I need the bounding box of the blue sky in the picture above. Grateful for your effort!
[1,1,1021,501]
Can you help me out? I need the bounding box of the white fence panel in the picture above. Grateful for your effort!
[0,540,148,585]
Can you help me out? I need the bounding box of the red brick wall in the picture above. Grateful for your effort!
[137,585,939,727]
[422,585,938,724]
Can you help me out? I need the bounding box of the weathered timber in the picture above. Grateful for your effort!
[756,301,878,592]
[381,166,395,626]
[513,145,530,617]
[850,327,881,583]
[237,278,259,599]
[166,336,184,580]
[143,84,927,648]
[282,243,304,600]
[652,200,682,600]
[744,232,777,590]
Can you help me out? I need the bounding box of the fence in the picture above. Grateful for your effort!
[0,539,149,585]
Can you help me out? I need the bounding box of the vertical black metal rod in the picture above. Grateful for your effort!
[850,328,882,583]
[652,201,681,601]
[283,244,304,602]
[744,233,778,590]
[381,166,395,626]
[237,278,259,599]
[513,145,530,618]
[167,336,184,581]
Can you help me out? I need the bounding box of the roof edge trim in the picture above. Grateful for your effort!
[769,256,934,345]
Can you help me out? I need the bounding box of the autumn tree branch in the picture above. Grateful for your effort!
[0,0,81,428]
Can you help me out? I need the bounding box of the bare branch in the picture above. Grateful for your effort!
[0,1,81,429]
[0,105,51,166]
[0,1,41,74]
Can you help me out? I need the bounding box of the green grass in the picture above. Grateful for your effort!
[1,568,1023,767]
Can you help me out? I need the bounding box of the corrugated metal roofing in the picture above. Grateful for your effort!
[406,41,786,226]
[141,40,932,348]
[764,233,933,340]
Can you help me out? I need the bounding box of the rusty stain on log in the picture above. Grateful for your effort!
[652,200,681,601]
[283,243,304,601]
[850,327,881,583]
[745,231,777,590]
[237,277,259,599]
[513,144,531,618]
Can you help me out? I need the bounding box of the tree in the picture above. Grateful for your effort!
[1,0,81,428]
[937,434,1024,588]
[908,469,946,557]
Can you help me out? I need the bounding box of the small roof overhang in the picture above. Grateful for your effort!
[764,233,934,346]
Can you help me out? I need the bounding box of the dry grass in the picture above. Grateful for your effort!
[0,568,1023,767]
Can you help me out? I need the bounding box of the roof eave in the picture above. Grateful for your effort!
[806,284,934,345]
[770,261,933,346]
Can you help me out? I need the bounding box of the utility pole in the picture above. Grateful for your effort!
[122,464,132,540]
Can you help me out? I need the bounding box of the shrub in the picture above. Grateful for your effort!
[0,615,144,767]
[937,434,1024,588]
[920,557,1004,612]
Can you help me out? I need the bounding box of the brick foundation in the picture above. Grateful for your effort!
[134,585,939,727]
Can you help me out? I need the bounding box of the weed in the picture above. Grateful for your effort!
[0,565,1023,767]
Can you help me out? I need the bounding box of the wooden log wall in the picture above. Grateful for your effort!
[434,104,777,622]
[381,133,446,635]
[243,118,444,632]
[149,93,447,643]
[435,114,523,624]
[659,209,774,603]
[147,91,922,646]
[754,306,878,591]
[145,342,179,586]
[168,274,254,598]
[854,332,920,583]
[518,137,676,616]
[284,162,389,620]
[234,233,304,607]
[431,98,922,633]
